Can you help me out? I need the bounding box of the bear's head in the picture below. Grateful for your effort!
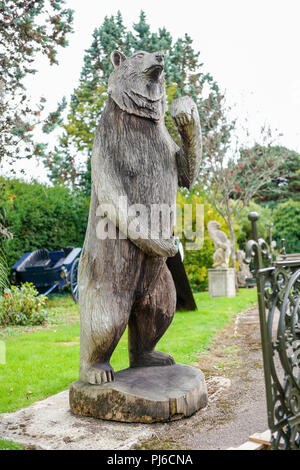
[108,50,167,121]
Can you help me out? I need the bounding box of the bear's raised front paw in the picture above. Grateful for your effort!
[130,350,175,368]
[173,111,193,129]
[170,96,197,130]
[83,362,115,385]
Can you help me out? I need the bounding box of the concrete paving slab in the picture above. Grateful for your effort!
[0,390,154,450]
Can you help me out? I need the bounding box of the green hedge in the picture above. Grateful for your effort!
[5,178,298,292]
[1,178,89,268]
[273,200,300,254]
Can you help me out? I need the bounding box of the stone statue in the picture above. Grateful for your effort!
[77,50,202,386]
[207,221,231,269]
[236,249,252,287]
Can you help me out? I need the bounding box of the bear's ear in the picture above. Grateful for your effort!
[110,50,126,68]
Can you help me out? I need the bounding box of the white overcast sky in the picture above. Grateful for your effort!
[6,0,300,181]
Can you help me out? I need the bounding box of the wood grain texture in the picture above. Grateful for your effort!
[77,51,202,385]
[170,96,202,189]
[70,364,208,423]
[166,252,197,310]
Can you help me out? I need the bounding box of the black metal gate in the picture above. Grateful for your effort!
[245,212,300,449]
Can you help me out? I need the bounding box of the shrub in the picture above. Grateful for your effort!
[176,190,229,291]
[273,200,300,254]
[0,283,48,326]
[236,201,273,249]
[1,177,89,268]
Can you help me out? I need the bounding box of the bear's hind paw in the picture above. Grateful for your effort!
[83,363,115,385]
[130,351,175,368]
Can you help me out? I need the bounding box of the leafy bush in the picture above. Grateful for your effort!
[0,283,48,326]
[176,190,230,291]
[184,241,213,292]
[236,201,273,249]
[273,200,300,254]
[1,177,89,268]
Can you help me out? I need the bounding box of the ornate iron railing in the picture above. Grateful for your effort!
[245,212,300,450]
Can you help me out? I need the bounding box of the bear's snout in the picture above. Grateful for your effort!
[155,52,164,63]
[143,52,165,81]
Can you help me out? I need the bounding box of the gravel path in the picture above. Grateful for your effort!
[135,304,270,450]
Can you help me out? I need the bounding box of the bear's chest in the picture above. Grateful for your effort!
[112,116,178,205]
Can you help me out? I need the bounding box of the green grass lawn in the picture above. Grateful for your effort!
[0,439,23,450]
[0,289,257,414]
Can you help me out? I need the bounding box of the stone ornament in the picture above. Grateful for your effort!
[236,249,252,287]
[207,221,231,269]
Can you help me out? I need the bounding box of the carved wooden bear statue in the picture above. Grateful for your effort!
[78,50,202,385]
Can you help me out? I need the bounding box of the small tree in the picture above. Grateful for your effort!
[0,0,74,168]
[242,145,300,207]
[201,128,285,274]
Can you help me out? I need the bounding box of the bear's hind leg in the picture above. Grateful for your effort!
[79,286,131,385]
[128,264,176,368]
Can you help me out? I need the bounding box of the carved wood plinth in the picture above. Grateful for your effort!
[69,364,207,423]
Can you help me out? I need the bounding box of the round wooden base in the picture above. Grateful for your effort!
[69,363,207,423]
